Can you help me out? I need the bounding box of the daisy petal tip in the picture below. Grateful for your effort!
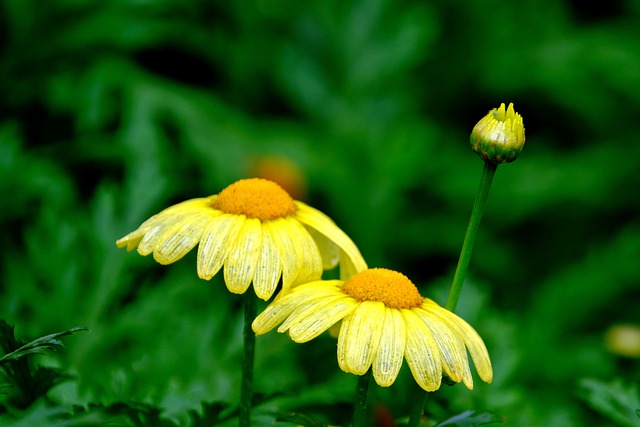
[137,247,152,257]
[251,323,267,336]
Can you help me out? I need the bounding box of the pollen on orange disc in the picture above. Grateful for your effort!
[341,268,424,309]
[212,178,297,220]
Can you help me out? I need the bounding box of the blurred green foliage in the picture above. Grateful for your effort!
[1,0,640,426]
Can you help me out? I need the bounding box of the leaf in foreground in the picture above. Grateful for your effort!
[433,410,503,427]
[578,378,640,427]
[0,321,88,365]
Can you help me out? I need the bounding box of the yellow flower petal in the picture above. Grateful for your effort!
[294,202,367,275]
[402,309,442,392]
[224,218,263,294]
[252,280,337,335]
[287,295,358,343]
[305,226,340,270]
[153,212,215,264]
[338,301,385,375]
[116,198,209,250]
[277,285,343,333]
[285,219,323,285]
[415,307,472,388]
[252,225,282,300]
[117,232,145,252]
[339,252,360,281]
[266,218,303,290]
[372,307,406,387]
[423,300,493,384]
[197,214,244,280]
[136,211,195,256]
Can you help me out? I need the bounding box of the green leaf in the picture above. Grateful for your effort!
[578,378,640,427]
[0,323,88,365]
[0,321,87,410]
[433,410,503,427]
[0,399,108,427]
[275,411,328,427]
[88,401,177,427]
[188,402,230,427]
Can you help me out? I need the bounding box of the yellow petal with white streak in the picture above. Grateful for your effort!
[294,202,367,275]
[305,226,340,270]
[415,307,472,388]
[116,198,210,251]
[252,280,338,335]
[285,218,323,285]
[423,300,493,384]
[136,208,204,256]
[338,301,385,375]
[402,309,442,392]
[287,294,357,343]
[277,285,343,333]
[224,218,263,294]
[197,214,244,280]
[266,218,302,290]
[252,225,282,300]
[372,308,406,387]
[153,211,218,264]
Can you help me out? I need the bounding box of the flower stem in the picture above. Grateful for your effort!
[446,160,497,311]
[352,369,372,427]
[407,161,497,427]
[407,383,428,427]
[240,292,257,427]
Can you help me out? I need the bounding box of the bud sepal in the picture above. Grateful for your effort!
[470,102,525,164]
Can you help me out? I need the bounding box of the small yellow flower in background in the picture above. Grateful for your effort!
[252,268,493,391]
[116,178,367,300]
[251,155,307,201]
[470,102,525,164]
[604,323,640,358]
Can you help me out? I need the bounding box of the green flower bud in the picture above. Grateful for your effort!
[470,102,525,164]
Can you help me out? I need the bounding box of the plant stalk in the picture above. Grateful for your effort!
[407,160,498,427]
[407,383,429,427]
[240,292,257,427]
[446,160,497,311]
[352,369,372,427]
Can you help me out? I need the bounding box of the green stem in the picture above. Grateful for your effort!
[407,383,428,427]
[352,369,372,427]
[446,160,497,311]
[239,292,257,427]
[407,161,497,427]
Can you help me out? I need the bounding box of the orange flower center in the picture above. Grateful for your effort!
[212,178,297,220]
[341,268,424,309]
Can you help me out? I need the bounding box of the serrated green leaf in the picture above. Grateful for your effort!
[434,410,503,427]
[578,378,640,427]
[188,401,229,427]
[0,399,109,427]
[0,324,88,365]
[275,411,328,427]
[94,401,177,427]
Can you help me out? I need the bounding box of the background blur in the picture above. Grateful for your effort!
[1,0,640,426]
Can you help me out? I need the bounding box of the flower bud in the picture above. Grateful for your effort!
[470,102,525,164]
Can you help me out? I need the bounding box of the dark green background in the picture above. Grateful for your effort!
[1,0,639,426]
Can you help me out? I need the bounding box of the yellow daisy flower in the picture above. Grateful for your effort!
[252,268,492,391]
[116,178,367,300]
